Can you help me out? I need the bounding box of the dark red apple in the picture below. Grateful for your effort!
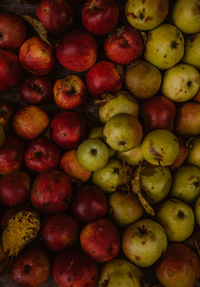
[0,100,13,131]
[80,218,120,263]
[19,36,54,75]
[169,136,188,170]
[19,75,52,104]
[81,0,119,36]
[50,110,87,149]
[0,50,24,92]
[141,95,176,132]
[11,246,50,287]
[41,213,79,252]
[53,74,86,109]
[36,0,74,34]
[86,61,122,97]
[30,169,73,214]
[53,250,98,287]
[104,26,144,65]
[71,185,107,223]
[56,29,97,72]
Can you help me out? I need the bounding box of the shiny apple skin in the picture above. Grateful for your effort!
[0,100,13,131]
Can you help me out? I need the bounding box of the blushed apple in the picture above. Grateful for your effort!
[117,144,143,166]
[169,136,188,170]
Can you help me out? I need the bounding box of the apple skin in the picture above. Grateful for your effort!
[36,0,74,34]
[53,74,86,109]
[0,50,24,92]
[41,213,79,253]
[19,37,54,75]
[86,61,122,98]
[81,0,119,36]
[11,246,50,287]
[0,12,27,49]
[141,95,176,132]
[19,75,52,105]
[156,243,200,287]
[50,110,87,149]
[30,169,73,214]
[169,136,188,170]
[70,185,108,223]
[13,105,49,140]
[80,218,120,263]
[53,250,98,287]
[104,26,144,65]
[56,30,97,72]
[24,137,61,173]
[0,100,13,131]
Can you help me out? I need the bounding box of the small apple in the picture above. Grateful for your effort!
[169,136,188,170]
[187,137,200,167]
[117,144,143,166]
[0,100,13,131]
[183,33,200,69]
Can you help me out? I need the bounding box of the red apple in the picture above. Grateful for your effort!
[0,100,13,131]
[30,169,73,214]
[36,0,74,34]
[19,36,54,75]
[169,136,188,170]
[80,218,120,263]
[0,50,24,92]
[19,75,52,104]
[24,137,61,173]
[0,172,30,207]
[71,185,107,223]
[104,26,144,65]
[11,245,50,287]
[141,95,176,132]
[86,61,122,97]
[13,105,49,140]
[53,74,86,109]
[56,29,97,72]
[1,207,19,229]
[41,213,79,252]
[53,250,98,287]
[81,0,119,36]
[50,110,87,149]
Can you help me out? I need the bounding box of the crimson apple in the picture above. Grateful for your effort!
[19,75,52,105]
[86,61,122,97]
[104,26,144,65]
[24,137,61,173]
[36,0,74,34]
[56,29,97,72]
[70,185,108,223]
[19,36,54,75]
[50,110,87,149]
[169,136,188,170]
[81,0,119,35]
[0,100,13,131]
[30,169,73,214]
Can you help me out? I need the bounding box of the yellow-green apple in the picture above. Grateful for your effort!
[169,136,188,170]
[187,137,200,166]
[183,33,200,69]
[117,144,143,166]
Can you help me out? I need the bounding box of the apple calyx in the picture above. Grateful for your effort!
[32,83,42,94]
[138,225,147,235]
[178,210,185,218]
[24,264,31,273]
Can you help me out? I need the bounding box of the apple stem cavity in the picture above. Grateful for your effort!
[24,264,31,273]
[32,84,42,94]
[138,225,146,235]
[178,210,184,218]
[91,148,97,156]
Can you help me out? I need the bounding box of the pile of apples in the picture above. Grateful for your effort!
[0,0,200,286]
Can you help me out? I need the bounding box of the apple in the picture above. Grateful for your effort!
[24,136,61,173]
[50,110,87,149]
[156,243,200,287]
[1,207,20,229]
[70,185,107,223]
[169,136,188,170]
[141,95,176,132]
[117,144,144,166]
[183,33,200,69]
[86,61,122,97]
[36,0,74,34]
[0,100,13,131]
[30,169,73,214]
[11,245,50,287]
[19,36,54,75]
[81,0,119,36]
[187,137,200,167]
[13,105,49,140]
[56,29,97,72]
[80,218,120,263]
[53,250,98,287]
[104,26,144,65]
[0,12,27,49]
[53,74,86,109]
[122,219,167,267]
[157,198,195,242]
[19,75,52,105]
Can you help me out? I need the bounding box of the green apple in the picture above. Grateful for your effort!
[122,219,167,267]
[157,198,195,242]
[117,144,143,166]
[103,114,143,152]
[183,33,200,69]
[194,196,200,225]
[170,165,200,203]
[172,0,200,34]
[162,64,200,102]
[77,139,109,172]
[187,137,200,167]
[141,129,179,166]
[144,24,184,70]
